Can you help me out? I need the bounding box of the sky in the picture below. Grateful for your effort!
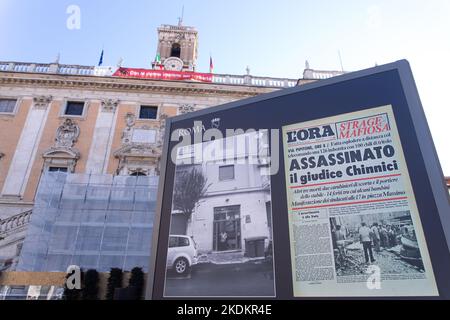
[0,0,449,175]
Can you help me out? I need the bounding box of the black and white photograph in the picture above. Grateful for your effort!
[330,211,426,278]
[163,133,275,297]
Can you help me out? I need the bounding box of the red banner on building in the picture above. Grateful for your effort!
[112,67,213,83]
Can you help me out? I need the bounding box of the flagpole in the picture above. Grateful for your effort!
[209,52,213,74]
[98,46,104,67]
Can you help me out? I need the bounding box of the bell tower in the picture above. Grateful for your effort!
[153,20,199,72]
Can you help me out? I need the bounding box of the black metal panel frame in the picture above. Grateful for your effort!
[147,60,450,300]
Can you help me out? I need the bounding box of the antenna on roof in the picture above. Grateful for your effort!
[178,5,185,26]
[338,50,344,72]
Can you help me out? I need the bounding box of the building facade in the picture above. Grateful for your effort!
[0,22,342,272]
[169,134,272,262]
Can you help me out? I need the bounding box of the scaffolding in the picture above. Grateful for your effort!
[17,172,159,272]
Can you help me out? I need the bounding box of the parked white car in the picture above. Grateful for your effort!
[166,235,198,275]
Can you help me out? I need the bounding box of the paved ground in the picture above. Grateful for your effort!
[198,251,266,265]
[373,248,423,273]
[165,260,275,297]
[337,245,424,276]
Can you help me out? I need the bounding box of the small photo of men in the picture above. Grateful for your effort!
[330,211,425,278]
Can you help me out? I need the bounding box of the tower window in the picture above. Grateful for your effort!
[139,106,158,120]
[171,43,181,58]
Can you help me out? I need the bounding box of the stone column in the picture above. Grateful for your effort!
[85,99,119,174]
[1,96,52,198]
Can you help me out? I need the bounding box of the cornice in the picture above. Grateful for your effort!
[0,71,275,97]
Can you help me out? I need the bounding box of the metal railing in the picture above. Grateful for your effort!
[159,24,197,32]
[0,61,94,76]
[303,68,346,80]
[213,74,297,88]
[0,61,301,88]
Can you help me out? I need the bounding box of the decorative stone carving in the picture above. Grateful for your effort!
[114,144,159,158]
[178,104,195,114]
[131,127,157,144]
[33,95,53,109]
[122,112,136,144]
[101,99,119,113]
[128,167,150,176]
[55,119,80,148]
[114,113,162,176]
[126,112,136,127]
[43,147,80,173]
[113,144,160,176]
[175,33,184,42]
[42,119,81,173]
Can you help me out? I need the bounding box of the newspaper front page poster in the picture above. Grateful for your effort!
[283,105,438,297]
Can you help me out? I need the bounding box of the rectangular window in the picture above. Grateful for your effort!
[139,105,158,119]
[0,99,17,113]
[64,101,85,116]
[178,237,190,247]
[48,167,68,173]
[169,236,178,248]
[168,236,190,248]
[219,165,235,181]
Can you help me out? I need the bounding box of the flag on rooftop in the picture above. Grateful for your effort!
[98,49,104,67]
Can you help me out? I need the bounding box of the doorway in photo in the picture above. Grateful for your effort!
[213,206,242,252]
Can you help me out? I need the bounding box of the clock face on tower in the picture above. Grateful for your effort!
[164,57,184,71]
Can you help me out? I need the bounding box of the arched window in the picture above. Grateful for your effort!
[170,43,181,58]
